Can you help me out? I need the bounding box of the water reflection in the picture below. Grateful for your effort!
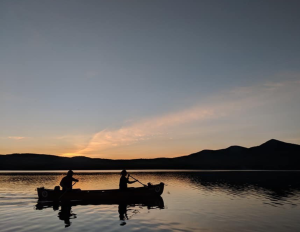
[58,203,76,228]
[2,171,300,232]
[35,197,164,228]
[183,171,300,204]
[118,203,140,226]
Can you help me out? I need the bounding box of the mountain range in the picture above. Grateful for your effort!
[1,139,300,170]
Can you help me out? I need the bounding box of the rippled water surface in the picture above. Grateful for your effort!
[1,171,300,231]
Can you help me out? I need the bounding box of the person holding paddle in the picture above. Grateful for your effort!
[119,170,137,190]
[60,170,79,191]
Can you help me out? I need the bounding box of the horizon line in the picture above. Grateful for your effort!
[0,138,295,160]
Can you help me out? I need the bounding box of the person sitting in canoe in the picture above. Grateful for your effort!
[119,170,137,190]
[60,170,79,191]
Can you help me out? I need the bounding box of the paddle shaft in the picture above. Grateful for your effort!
[59,181,77,200]
[129,175,147,187]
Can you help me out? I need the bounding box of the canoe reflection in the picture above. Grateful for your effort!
[35,196,164,227]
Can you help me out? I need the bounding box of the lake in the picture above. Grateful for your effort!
[1,170,300,231]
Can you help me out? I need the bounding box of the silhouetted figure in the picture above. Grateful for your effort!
[58,202,77,228]
[60,170,79,191]
[119,170,137,190]
[118,203,128,226]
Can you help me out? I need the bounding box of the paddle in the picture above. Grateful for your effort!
[128,175,147,187]
[59,182,77,200]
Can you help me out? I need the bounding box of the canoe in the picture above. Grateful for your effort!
[37,182,164,201]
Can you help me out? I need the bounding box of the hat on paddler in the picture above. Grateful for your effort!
[67,170,74,176]
[121,169,127,175]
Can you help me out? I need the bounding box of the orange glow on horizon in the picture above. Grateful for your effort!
[62,153,82,158]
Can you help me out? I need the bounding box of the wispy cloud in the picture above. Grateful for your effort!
[74,107,216,155]
[63,78,300,158]
[8,136,27,140]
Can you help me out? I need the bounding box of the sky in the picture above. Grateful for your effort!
[1,0,300,159]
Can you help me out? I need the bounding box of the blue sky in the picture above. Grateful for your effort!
[1,0,300,158]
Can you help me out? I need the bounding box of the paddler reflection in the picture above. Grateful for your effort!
[35,201,77,228]
[58,202,77,228]
[118,203,128,226]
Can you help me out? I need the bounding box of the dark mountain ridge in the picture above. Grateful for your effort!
[1,139,300,170]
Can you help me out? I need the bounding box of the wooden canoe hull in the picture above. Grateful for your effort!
[37,182,164,201]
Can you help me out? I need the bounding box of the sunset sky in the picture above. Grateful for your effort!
[1,1,300,159]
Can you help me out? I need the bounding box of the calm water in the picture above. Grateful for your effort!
[1,171,300,232]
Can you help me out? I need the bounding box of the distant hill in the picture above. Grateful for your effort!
[1,139,300,170]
